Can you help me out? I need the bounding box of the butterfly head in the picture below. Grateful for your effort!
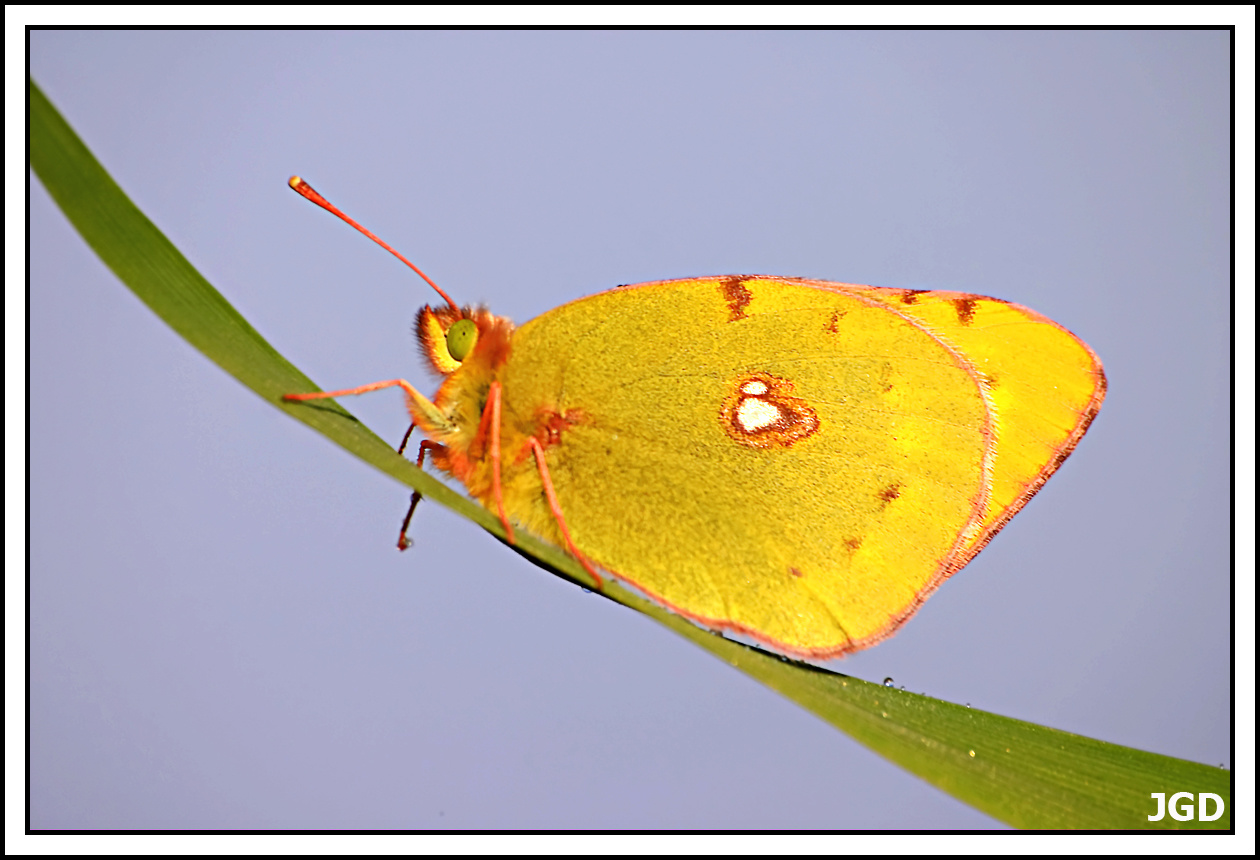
[415,304,514,377]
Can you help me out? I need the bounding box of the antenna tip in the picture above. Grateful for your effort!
[288,175,305,189]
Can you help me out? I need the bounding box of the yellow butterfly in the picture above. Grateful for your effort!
[285,177,1106,659]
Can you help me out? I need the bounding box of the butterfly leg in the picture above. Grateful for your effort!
[285,381,456,551]
[397,423,417,454]
[396,435,445,552]
[284,379,455,436]
[526,437,604,590]
[478,382,602,588]
[480,381,515,544]
[284,378,431,405]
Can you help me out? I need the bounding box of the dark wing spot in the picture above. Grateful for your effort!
[789,567,804,579]
[980,372,999,390]
[953,297,977,325]
[844,537,863,552]
[721,277,753,322]
[827,309,847,333]
[879,483,902,506]
[901,289,928,305]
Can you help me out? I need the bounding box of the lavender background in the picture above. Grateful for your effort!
[29,30,1233,829]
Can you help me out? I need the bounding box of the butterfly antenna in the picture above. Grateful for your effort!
[288,176,457,309]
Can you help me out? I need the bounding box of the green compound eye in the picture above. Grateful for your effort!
[445,318,478,362]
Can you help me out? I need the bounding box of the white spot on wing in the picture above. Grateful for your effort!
[737,398,782,431]
[742,380,769,396]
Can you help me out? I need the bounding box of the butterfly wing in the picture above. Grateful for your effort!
[494,277,1103,658]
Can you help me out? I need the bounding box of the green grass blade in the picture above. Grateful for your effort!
[29,77,1230,830]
